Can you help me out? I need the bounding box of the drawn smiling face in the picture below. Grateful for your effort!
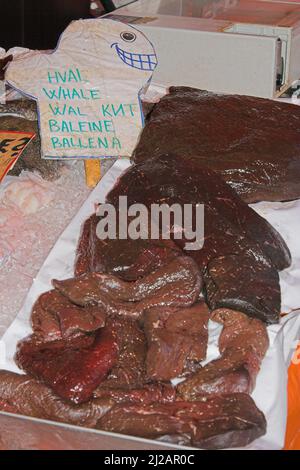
[5,18,158,99]
[52,18,158,86]
[111,30,158,72]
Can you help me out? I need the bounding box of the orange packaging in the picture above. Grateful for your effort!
[0,130,35,183]
[285,342,300,450]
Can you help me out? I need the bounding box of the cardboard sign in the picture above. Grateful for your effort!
[5,19,157,160]
[0,131,35,182]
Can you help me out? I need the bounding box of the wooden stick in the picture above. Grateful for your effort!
[84,159,101,188]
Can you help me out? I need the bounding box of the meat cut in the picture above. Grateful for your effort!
[133,86,300,203]
[93,384,175,405]
[177,309,269,399]
[213,308,269,358]
[0,371,174,428]
[16,321,119,404]
[53,256,202,320]
[75,213,181,280]
[0,370,115,428]
[202,247,281,323]
[31,289,106,342]
[144,303,210,381]
[95,318,147,390]
[107,154,289,323]
[97,394,267,449]
[108,154,290,271]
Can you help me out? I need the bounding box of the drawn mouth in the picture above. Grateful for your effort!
[111,43,157,72]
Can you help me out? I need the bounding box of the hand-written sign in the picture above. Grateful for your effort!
[44,69,138,152]
[0,131,35,182]
[5,19,157,159]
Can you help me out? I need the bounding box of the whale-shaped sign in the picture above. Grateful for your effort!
[5,19,157,159]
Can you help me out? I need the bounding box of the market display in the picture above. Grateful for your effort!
[0,140,291,448]
[0,43,299,448]
[133,86,300,203]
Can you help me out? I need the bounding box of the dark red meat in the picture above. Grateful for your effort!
[133,86,300,203]
[94,383,175,405]
[92,319,176,405]
[97,394,267,449]
[31,289,106,342]
[107,154,288,323]
[108,154,290,271]
[0,370,114,428]
[75,213,181,280]
[15,321,119,404]
[177,309,269,399]
[201,246,281,323]
[213,308,270,358]
[53,256,202,320]
[144,302,210,381]
[0,371,177,429]
[95,318,147,390]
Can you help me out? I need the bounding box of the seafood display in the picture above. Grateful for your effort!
[0,84,298,449]
[133,86,300,203]
[0,148,290,448]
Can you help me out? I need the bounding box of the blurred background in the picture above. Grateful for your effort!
[0,1,137,50]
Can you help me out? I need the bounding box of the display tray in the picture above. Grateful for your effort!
[1,158,300,450]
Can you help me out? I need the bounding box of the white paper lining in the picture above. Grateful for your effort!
[1,158,300,450]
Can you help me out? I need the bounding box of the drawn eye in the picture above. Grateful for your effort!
[120,31,136,42]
